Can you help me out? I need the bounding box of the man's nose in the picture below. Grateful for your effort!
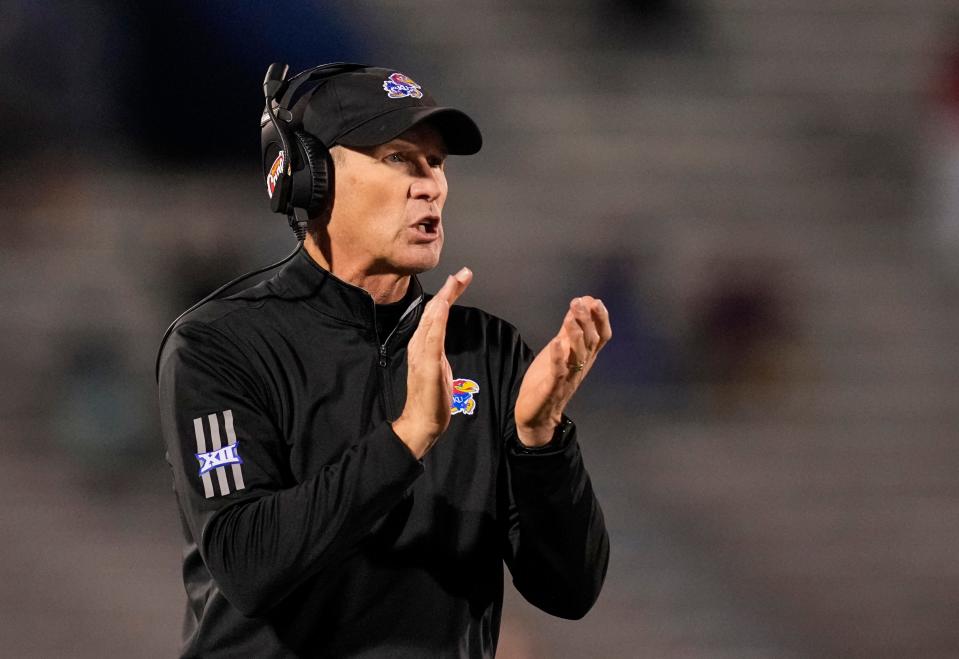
[409,162,443,201]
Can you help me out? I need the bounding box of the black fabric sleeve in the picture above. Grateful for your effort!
[158,321,424,617]
[498,330,611,620]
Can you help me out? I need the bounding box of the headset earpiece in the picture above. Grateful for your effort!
[290,130,333,221]
[261,127,333,239]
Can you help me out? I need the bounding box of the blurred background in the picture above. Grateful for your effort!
[3,0,959,657]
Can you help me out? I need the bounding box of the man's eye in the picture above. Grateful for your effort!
[387,153,405,163]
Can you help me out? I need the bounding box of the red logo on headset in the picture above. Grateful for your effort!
[266,151,285,199]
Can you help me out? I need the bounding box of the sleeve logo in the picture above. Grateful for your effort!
[193,410,246,498]
[451,378,480,416]
[196,442,242,475]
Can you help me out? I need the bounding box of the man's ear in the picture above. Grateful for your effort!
[328,145,347,168]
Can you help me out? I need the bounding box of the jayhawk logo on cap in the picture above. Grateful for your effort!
[383,72,423,99]
[451,378,479,415]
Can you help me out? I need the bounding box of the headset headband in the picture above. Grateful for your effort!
[275,62,369,115]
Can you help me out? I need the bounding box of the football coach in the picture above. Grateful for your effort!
[157,62,611,658]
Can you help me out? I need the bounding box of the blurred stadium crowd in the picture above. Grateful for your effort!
[2,1,959,657]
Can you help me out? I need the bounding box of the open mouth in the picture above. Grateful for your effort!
[412,217,440,237]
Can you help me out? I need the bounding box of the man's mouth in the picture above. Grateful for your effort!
[411,216,440,239]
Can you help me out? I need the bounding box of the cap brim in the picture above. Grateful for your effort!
[334,106,482,155]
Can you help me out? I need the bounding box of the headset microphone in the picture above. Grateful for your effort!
[263,62,290,101]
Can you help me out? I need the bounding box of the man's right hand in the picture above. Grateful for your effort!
[392,267,472,459]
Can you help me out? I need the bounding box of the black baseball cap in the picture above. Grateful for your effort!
[299,67,482,155]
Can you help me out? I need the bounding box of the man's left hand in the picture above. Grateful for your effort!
[514,296,612,447]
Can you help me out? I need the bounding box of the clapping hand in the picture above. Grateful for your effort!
[391,267,472,458]
[513,297,612,447]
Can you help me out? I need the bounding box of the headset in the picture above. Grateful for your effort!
[260,61,368,240]
[154,62,366,382]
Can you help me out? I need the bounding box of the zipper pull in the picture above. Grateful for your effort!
[378,344,388,368]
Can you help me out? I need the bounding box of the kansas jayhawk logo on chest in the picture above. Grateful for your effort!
[451,378,480,415]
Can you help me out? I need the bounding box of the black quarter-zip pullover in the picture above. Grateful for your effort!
[157,247,609,658]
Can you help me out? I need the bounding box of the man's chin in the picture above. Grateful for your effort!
[381,251,441,276]
[398,246,442,275]
[398,260,439,276]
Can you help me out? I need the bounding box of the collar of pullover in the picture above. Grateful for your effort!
[277,246,424,331]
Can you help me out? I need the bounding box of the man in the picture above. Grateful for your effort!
[158,64,611,658]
